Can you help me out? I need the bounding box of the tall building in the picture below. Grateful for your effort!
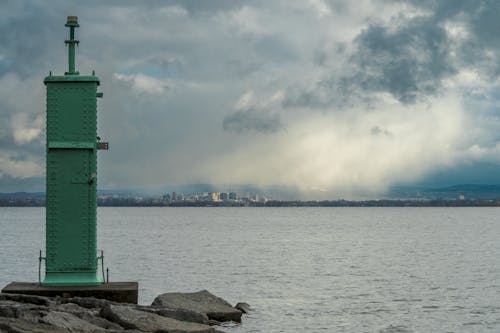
[208,192,220,202]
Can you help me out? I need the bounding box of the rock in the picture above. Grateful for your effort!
[234,302,252,314]
[40,311,106,332]
[208,319,221,326]
[101,303,218,333]
[0,293,52,306]
[53,303,123,330]
[152,290,242,323]
[0,296,121,332]
[135,304,209,325]
[0,300,31,318]
[0,292,237,332]
[0,317,69,333]
[57,297,111,309]
[0,298,48,323]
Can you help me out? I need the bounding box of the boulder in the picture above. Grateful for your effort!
[40,311,106,332]
[0,296,120,332]
[52,303,123,330]
[135,304,209,325]
[0,317,69,333]
[0,298,48,323]
[101,303,219,333]
[234,302,252,314]
[152,290,242,322]
[57,297,111,310]
[0,293,52,306]
[0,300,32,318]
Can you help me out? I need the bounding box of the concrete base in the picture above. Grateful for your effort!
[1,282,138,304]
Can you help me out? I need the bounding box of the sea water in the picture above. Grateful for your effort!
[1,207,499,332]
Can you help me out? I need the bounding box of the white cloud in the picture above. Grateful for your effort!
[11,113,43,145]
[0,152,43,179]
[113,73,169,94]
[307,0,333,18]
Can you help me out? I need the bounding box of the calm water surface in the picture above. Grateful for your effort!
[1,207,500,332]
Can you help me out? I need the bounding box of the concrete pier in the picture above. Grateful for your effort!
[1,282,138,304]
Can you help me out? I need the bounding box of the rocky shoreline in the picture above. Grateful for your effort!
[0,290,249,332]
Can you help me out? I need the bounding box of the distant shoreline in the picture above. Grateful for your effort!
[3,184,500,207]
[1,198,499,207]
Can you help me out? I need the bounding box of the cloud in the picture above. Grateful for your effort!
[285,10,457,107]
[222,110,283,134]
[11,113,43,145]
[205,93,468,198]
[370,126,392,137]
[0,151,43,179]
[348,16,455,104]
[113,73,169,95]
[283,0,500,110]
[223,90,284,134]
[0,73,44,181]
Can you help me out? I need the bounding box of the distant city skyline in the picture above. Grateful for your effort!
[3,184,500,207]
[2,1,500,199]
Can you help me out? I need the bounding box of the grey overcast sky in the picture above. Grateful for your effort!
[1,0,500,198]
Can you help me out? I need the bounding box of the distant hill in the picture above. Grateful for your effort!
[0,192,45,198]
[98,183,300,200]
[3,184,500,201]
[389,184,500,199]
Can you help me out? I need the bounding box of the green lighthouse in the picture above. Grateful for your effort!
[2,16,137,302]
[43,16,106,286]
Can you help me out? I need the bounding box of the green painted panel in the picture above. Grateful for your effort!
[46,149,96,271]
[43,16,103,286]
[46,82,97,143]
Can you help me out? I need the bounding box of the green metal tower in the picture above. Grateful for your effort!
[43,16,107,286]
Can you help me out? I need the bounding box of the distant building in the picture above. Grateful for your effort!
[459,194,465,200]
[229,192,237,200]
[208,192,220,202]
[220,192,228,201]
[163,194,171,202]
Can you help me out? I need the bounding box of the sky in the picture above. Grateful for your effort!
[1,0,500,198]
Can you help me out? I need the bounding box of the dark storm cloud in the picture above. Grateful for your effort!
[283,75,365,109]
[393,0,500,74]
[103,0,247,14]
[0,3,61,78]
[348,16,455,104]
[285,13,455,107]
[285,0,500,109]
[167,0,247,14]
[223,108,284,134]
[371,126,392,137]
[402,0,500,76]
